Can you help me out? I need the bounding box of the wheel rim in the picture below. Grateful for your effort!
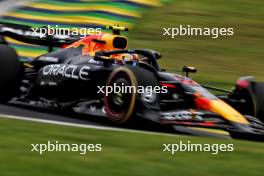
[107,74,132,116]
[104,67,138,123]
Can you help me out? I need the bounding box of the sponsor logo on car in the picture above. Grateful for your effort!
[43,64,90,80]
[161,110,203,121]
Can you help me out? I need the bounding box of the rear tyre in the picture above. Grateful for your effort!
[0,45,21,103]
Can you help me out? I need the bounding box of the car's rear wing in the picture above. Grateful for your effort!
[0,22,79,51]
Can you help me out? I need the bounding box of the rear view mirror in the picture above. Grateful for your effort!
[182,66,197,77]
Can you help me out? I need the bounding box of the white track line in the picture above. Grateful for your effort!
[0,114,179,137]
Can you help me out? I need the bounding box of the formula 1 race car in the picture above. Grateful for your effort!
[0,22,264,140]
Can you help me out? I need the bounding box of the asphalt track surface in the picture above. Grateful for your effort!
[0,102,175,133]
[0,103,117,128]
[0,102,233,139]
[0,102,201,139]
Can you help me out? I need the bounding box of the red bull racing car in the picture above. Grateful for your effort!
[0,22,264,140]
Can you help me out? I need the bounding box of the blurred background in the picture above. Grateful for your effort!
[1,0,263,88]
[128,0,264,89]
[0,0,264,176]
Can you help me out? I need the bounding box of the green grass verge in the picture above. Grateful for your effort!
[0,118,263,176]
[129,0,264,88]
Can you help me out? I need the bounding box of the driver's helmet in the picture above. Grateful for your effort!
[112,53,139,62]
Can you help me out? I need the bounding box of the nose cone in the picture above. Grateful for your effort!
[195,97,249,124]
[210,100,249,124]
